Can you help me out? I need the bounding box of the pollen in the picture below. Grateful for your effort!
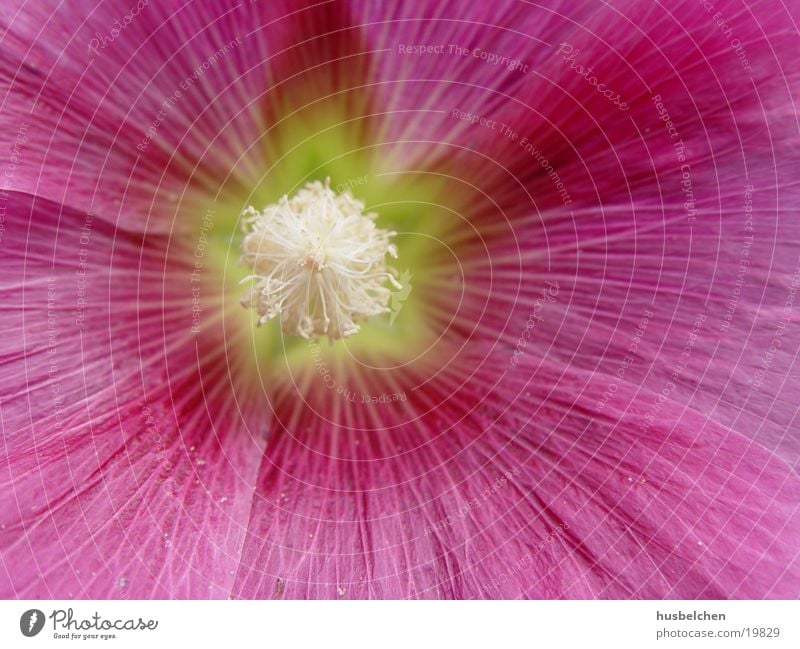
[239,179,401,341]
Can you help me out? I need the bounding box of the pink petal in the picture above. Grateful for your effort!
[0,0,306,228]
[229,352,800,598]
[412,0,800,465]
[2,0,798,600]
[0,193,263,597]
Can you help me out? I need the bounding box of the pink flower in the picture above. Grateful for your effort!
[1,0,799,598]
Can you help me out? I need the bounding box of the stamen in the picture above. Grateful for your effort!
[239,180,401,341]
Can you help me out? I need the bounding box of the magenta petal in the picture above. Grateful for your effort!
[0,193,264,597]
[0,0,303,228]
[1,0,798,601]
[223,351,799,599]
[346,3,590,174]
[494,358,800,598]
[419,0,800,466]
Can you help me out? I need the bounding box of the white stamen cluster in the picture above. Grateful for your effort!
[240,180,401,341]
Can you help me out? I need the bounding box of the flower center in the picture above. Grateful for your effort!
[240,180,401,341]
